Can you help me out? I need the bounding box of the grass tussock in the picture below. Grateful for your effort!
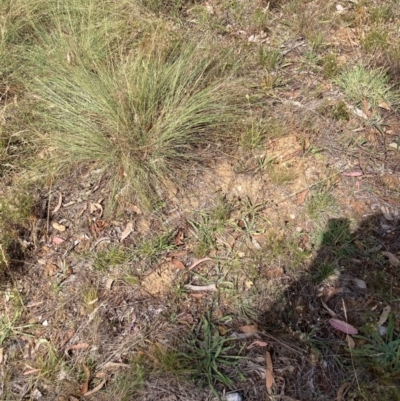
[20,0,245,209]
[335,64,400,108]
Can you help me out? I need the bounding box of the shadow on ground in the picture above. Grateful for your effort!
[258,212,400,401]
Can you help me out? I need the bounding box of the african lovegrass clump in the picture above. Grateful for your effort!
[20,0,244,209]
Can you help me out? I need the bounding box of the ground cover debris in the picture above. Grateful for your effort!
[1,0,400,400]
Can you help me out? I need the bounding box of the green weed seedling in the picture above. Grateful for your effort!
[184,314,243,398]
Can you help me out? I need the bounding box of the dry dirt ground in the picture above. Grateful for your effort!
[1,1,400,401]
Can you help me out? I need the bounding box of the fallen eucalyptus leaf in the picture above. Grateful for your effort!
[184,284,217,292]
[52,222,66,232]
[120,221,133,242]
[265,351,274,393]
[329,319,358,335]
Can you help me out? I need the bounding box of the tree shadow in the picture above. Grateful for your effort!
[259,212,400,401]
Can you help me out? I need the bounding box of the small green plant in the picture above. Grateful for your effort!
[267,163,295,185]
[335,64,399,108]
[136,231,176,261]
[322,53,340,78]
[94,245,128,271]
[35,340,63,379]
[306,189,337,219]
[151,343,193,376]
[189,199,233,257]
[331,101,350,121]
[352,314,400,377]
[362,30,388,52]
[370,5,393,23]
[251,7,270,31]
[311,262,338,284]
[184,314,242,397]
[82,286,99,311]
[320,219,352,247]
[0,308,34,346]
[258,47,282,71]
[109,361,147,401]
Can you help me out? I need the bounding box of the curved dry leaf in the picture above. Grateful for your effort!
[52,236,65,245]
[52,222,66,232]
[329,319,358,335]
[345,334,355,349]
[320,299,337,317]
[23,369,41,375]
[354,240,364,251]
[247,341,268,349]
[103,362,130,370]
[382,251,400,267]
[84,379,106,397]
[120,221,133,242]
[265,351,274,393]
[80,365,90,395]
[171,259,185,270]
[342,171,362,177]
[184,284,217,292]
[238,325,258,334]
[336,382,350,401]
[51,192,63,215]
[89,202,103,217]
[105,278,114,290]
[65,343,89,357]
[379,101,390,110]
[378,306,391,326]
[297,189,308,205]
[188,257,212,270]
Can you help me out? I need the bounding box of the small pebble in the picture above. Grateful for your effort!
[225,393,243,401]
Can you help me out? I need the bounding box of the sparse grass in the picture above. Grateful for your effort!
[135,231,176,261]
[335,64,399,108]
[150,343,193,376]
[93,245,128,271]
[0,307,33,346]
[267,163,296,185]
[348,313,400,400]
[306,189,337,219]
[258,47,282,71]
[370,5,393,23]
[35,340,63,380]
[362,30,388,52]
[189,198,233,257]
[108,359,147,401]
[311,262,338,284]
[82,286,99,311]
